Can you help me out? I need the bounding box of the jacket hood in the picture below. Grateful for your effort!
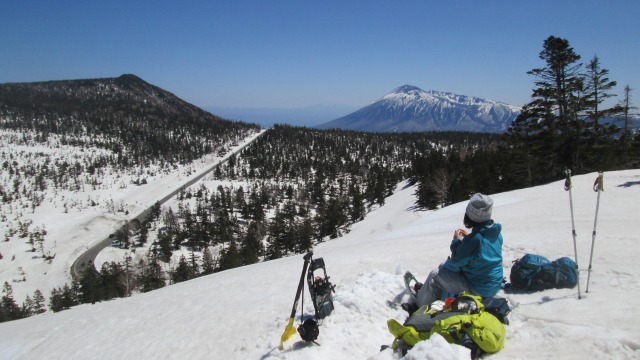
[476,221,501,240]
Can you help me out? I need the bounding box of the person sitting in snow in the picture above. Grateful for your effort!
[404,193,504,313]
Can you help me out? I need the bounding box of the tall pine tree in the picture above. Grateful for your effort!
[618,85,638,166]
[582,55,622,169]
[526,35,584,173]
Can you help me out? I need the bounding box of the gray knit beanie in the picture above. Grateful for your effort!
[466,193,493,223]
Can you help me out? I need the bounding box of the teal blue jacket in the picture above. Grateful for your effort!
[443,221,504,297]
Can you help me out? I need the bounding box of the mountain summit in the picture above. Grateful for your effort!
[316,85,521,133]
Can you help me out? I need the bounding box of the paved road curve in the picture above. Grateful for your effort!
[71,130,265,279]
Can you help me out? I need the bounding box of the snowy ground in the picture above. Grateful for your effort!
[0,129,264,303]
[1,169,639,359]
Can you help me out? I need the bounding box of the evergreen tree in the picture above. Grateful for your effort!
[582,55,622,169]
[505,102,551,186]
[201,247,216,275]
[240,221,262,265]
[137,252,166,292]
[196,204,213,249]
[181,205,195,246]
[218,240,242,271]
[49,287,65,313]
[171,254,193,283]
[310,175,325,206]
[121,253,135,296]
[48,283,79,312]
[100,261,127,300]
[155,230,174,263]
[22,295,34,318]
[32,289,47,315]
[189,250,200,278]
[246,189,265,221]
[138,221,149,246]
[1,282,23,322]
[115,225,131,249]
[412,150,449,209]
[79,264,103,304]
[163,208,180,235]
[525,35,584,172]
[281,199,297,223]
[365,164,387,206]
[67,281,81,308]
[295,218,314,253]
[149,201,162,221]
[349,182,365,222]
[266,208,286,259]
[234,186,246,213]
[618,85,638,166]
[212,208,235,244]
[316,194,348,240]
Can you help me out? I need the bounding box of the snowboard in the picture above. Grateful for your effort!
[307,257,336,320]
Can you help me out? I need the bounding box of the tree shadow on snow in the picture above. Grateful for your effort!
[512,293,579,306]
[401,182,415,191]
[405,205,424,212]
[617,181,640,188]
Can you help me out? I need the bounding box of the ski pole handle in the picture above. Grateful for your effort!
[593,172,604,192]
[564,169,572,191]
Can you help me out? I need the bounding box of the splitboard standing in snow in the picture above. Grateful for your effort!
[279,252,336,350]
[385,193,510,358]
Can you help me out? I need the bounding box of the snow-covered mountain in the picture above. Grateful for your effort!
[316,85,521,133]
[1,169,638,360]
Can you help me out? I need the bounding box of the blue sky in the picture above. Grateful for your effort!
[1,1,639,110]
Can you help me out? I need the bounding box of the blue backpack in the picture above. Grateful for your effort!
[509,254,578,291]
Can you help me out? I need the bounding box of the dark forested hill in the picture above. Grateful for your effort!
[0,74,260,165]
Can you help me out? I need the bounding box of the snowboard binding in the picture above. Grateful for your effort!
[307,256,336,320]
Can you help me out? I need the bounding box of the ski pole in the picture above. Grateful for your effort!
[586,172,604,293]
[564,169,582,299]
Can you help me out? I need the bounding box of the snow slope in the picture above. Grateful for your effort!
[1,170,639,360]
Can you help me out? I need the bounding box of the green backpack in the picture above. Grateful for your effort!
[387,292,506,357]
